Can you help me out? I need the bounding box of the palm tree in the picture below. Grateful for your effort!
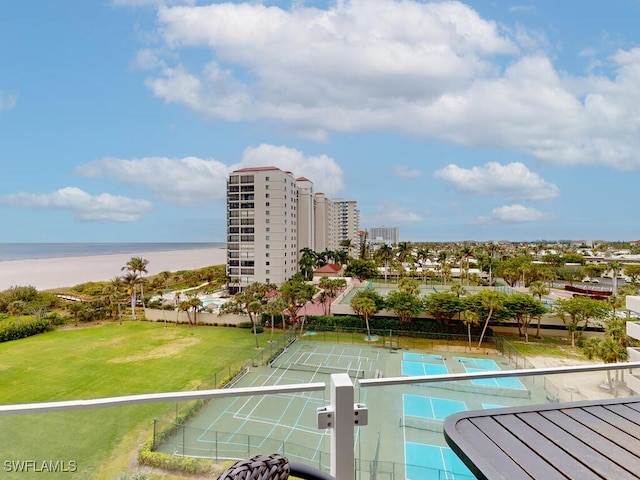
[375,243,394,283]
[121,271,141,319]
[528,281,550,338]
[264,296,287,343]
[458,244,474,285]
[350,290,382,339]
[476,290,504,348]
[122,257,149,307]
[608,261,623,296]
[299,247,317,281]
[461,309,480,349]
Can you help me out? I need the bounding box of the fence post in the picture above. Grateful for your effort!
[330,373,355,480]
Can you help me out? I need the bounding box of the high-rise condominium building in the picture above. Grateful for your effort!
[333,199,361,255]
[368,226,399,246]
[226,167,358,291]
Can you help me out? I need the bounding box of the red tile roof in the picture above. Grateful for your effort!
[314,264,342,273]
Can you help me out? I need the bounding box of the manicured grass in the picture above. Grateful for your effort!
[0,321,279,479]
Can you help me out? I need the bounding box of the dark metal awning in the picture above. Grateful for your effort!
[443,395,640,480]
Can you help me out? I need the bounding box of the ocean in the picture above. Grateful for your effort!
[0,243,225,261]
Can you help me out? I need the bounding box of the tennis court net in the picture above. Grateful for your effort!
[270,361,365,379]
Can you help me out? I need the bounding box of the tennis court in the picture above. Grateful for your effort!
[455,356,528,390]
[403,394,466,422]
[155,341,544,479]
[401,352,449,376]
[405,443,474,480]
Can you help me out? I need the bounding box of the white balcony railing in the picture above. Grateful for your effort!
[2,362,640,480]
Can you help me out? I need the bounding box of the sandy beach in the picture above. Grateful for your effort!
[0,247,227,291]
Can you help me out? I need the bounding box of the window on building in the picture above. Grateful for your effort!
[265,270,270,274]
[266,244,270,249]
[265,219,270,223]
[265,236,270,241]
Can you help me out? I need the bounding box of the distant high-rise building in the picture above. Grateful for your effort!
[226,167,358,291]
[333,199,360,256]
[368,226,399,246]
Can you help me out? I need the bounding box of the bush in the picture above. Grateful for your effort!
[0,318,52,343]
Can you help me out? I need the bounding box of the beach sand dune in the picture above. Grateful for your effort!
[0,247,227,291]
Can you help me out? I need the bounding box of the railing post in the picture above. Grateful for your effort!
[331,373,354,480]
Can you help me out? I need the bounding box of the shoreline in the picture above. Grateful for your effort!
[0,247,227,291]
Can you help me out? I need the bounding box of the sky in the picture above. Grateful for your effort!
[1,0,639,244]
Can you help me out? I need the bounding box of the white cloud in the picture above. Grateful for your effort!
[473,204,556,224]
[76,156,230,206]
[0,91,18,110]
[75,145,344,205]
[393,165,421,178]
[364,204,423,224]
[136,1,640,170]
[0,187,153,222]
[434,162,559,201]
[232,144,344,195]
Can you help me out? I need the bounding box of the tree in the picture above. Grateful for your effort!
[122,257,149,308]
[504,293,547,343]
[458,244,474,285]
[423,291,463,325]
[103,276,125,325]
[318,276,346,315]
[121,271,141,320]
[264,296,287,343]
[279,277,316,335]
[624,264,640,284]
[460,309,480,349]
[344,259,378,282]
[375,243,394,283]
[299,247,317,281]
[470,290,505,348]
[384,289,424,324]
[528,281,550,338]
[220,282,275,348]
[350,289,382,339]
[554,297,611,347]
[608,261,623,296]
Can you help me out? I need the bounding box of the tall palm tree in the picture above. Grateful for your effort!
[528,281,550,338]
[121,271,141,319]
[608,261,623,296]
[122,257,149,308]
[299,247,317,280]
[375,243,394,284]
[477,290,504,348]
[461,309,480,349]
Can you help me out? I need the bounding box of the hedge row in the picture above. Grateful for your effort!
[304,315,471,336]
[0,318,53,343]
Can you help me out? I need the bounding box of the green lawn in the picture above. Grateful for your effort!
[0,321,279,479]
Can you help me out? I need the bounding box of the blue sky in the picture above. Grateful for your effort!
[1,0,639,243]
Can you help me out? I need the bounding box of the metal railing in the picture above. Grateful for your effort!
[2,362,640,479]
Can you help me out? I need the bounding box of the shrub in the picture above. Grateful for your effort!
[0,318,52,343]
